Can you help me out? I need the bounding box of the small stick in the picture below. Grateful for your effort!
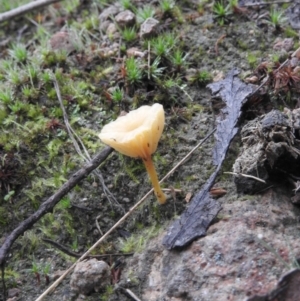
[240,0,292,7]
[224,171,266,183]
[34,128,216,301]
[215,34,226,56]
[148,41,151,80]
[162,188,182,192]
[121,287,142,301]
[95,215,104,236]
[42,239,133,259]
[0,0,62,23]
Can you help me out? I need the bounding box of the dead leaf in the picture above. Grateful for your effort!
[209,187,227,197]
[185,192,192,203]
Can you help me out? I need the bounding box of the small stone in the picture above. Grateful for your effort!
[99,3,121,21]
[49,31,77,54]
[115,10,136,28]
[99,20,110,32]
[273,37,294,52]
[126,47,146,58]
[70,259,110,296]
[139,17,159,39]
[7,288,21,298]
[106,23,118,36]
[122,197,131,203]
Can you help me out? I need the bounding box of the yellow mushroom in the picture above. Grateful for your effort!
[99,103,167,204]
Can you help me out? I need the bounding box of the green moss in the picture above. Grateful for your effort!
[284,27,298,38]
[118,225,161,253]
[247,52,258,69]
[100,285,114,301]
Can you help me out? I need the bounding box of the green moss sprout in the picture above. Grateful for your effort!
[213,1,230,26]
[121,27,137,43]
[9,43,28,63]
[125,57,143,84]
[268,7,287,31]
[159,0,175,14]
[137,5,156,23]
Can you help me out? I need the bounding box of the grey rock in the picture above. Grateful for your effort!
[99,3,121,21]
[115,10,136,28]
[49,31,78,54]
[70,259,110,295]
[99,20,110,32]
[106,23,118,36]
[139,17,159,39]
[120,188,300,301]
[7,288,21,298]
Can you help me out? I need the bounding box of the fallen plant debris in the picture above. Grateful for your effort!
[163,69,255,249]
[233,109,300,194]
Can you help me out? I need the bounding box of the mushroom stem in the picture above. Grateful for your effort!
[142,157,167,204]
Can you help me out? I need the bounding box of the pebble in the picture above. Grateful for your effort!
[139,17,159,39]
[49,31,77,54]
[115,10,136,28]
[70,259,110,295]
[99,3,121,21]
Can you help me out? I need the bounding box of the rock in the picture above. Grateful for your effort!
[120,188,300,301]
[273,38,294,52]
[49,31,77,54]
[7,288,21,298]
[126,47,146,58]
[99,20,110,32]
[106,23,118,36]
[115,10,136,28]
[70,259,110,295]
[139,17,159,39]
[99,3,121,21]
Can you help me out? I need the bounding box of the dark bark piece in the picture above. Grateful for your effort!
[162,169,222,249]
[246,269,300,301]
[0,146,113,267]
[208,68,255,166]
[163,69,255,249]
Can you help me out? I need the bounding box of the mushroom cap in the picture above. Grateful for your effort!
[99,103,165,159]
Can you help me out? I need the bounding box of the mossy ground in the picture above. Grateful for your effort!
[0,0,298,300]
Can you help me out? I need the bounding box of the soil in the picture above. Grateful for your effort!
[1,1,300,301]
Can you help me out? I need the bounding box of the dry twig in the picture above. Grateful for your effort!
[42,239,133,259]
[224,171,266,183]
[0,0,62,23]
